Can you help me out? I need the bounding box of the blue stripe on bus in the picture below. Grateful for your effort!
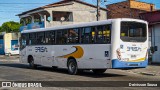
[112,59,148,69]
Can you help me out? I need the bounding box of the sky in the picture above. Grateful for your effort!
[0,0,160,26]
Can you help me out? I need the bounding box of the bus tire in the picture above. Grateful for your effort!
[92,69,107,74]
[52,66,58,69]
[67,59,78,75]
[28,57,37,69]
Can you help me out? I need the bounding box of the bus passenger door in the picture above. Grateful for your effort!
[33,46,42,65]
[20,47,27,63]
[19,36,28,63]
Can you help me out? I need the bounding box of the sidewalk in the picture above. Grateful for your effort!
[0,55,19,61]
[126,65,160,76]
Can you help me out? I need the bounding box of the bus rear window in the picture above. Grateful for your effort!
[120,22,147,42]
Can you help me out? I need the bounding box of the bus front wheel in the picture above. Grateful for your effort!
[92,69,107,74]
[29,57,37,69]
[67,59,78,75]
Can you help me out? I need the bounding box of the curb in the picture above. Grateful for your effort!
[0,59,19,61]
[0,57,19,59]
[139,72,156,76]
[126,70,160,76]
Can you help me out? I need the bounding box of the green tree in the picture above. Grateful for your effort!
[0,26,1,31]
[1,21,21,33]
[0,26,2,34]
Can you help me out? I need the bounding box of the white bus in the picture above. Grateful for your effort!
[20,18,148,75]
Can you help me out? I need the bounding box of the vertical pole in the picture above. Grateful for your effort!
[31,16,34,23]
[97,0,100,21]
[44,15,47,28]
[153,25,155,47]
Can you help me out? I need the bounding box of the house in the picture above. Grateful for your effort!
[140,10,160,63]
[17,0,107,31]
[0,32,20,55]
[106,0,155,19]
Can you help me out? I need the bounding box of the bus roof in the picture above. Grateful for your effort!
[21,18,147,33]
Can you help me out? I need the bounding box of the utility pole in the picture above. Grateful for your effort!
[96,0,107,21]
[97,0,101,21]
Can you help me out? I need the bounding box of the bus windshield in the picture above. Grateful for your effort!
[120,21,147,42]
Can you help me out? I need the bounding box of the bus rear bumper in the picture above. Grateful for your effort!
[112,59,148,69]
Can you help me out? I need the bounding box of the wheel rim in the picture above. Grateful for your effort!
[69,62,76,73]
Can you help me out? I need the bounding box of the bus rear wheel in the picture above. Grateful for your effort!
[29,57,37,69]
[67,59,78,75]
[92,69,107,74]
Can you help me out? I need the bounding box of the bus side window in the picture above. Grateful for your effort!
[26,34,29,45]
[91,27,96,43]
[68,28,79,44]
[29,33,37,45]
[20,35,25,50]
[37,32,45,45]
[81,27,92,44]
[56,30,63,44]
[45,32,49,44]
[62,30,68,44]
[51,31,55,44]
[96,25,111,44]
[20,34,28,50]
[45,31,55,45]
[104,25,111,44]
[97,26,103,43]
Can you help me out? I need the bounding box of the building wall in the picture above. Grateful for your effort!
[130,1,154,11]
[107,0,154,19]
[72,2,106,22]
[152,24,160,63]
[12,33,20,40]
[107,1,130,19]
[140,11,160,24]
[130,9,147,19]
[140,11,160,64]
[3,33,20,55]
[4,33,12,54]
[45,1,107,23]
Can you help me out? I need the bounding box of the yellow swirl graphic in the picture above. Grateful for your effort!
[128,57,145,62]
[59,46,84,59]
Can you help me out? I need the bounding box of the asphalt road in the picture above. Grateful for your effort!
[0,60,159,90]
